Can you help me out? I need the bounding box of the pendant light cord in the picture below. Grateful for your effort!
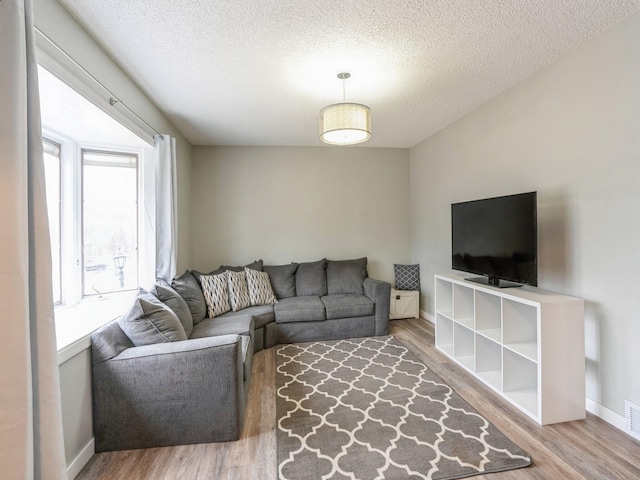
[338,72,350,102]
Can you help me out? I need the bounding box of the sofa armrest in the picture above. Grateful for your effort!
[92,334,246,451]
[364,277,391,336]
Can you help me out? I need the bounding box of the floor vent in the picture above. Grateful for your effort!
[625,400,640,441]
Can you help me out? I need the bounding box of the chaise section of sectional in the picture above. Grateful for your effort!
[91,320,252,452]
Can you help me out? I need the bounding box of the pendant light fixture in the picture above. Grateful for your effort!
[319,72,371,145]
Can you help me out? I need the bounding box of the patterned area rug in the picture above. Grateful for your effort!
[276,336,531,480]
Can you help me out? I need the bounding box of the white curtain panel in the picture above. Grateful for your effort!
[154,134,178,282]
[0,1,68,479]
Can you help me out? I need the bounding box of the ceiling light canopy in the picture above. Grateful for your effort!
[319,73,371,146]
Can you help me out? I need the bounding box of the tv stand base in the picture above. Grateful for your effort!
[465,277,523,288]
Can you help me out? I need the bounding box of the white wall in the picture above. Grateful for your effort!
[59,350,93,468]
[191,146,411,282]
[410,11,640,417]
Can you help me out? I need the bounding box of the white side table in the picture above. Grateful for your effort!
[390,289,420,319]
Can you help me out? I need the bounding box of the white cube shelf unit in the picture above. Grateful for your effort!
[435,273,585,425]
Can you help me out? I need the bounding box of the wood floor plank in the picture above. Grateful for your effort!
[76,318,640,480]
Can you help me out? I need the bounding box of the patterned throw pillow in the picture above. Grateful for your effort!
[227,270,251,311]
[200,272,231,318]
[244,267,278,306]
[394,264,421,291]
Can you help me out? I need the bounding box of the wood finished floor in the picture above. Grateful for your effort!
[77,318,640,480]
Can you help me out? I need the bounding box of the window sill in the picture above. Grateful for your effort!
[56,291,135,365]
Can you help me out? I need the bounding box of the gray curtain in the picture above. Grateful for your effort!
[0,0,68,478]
[154,134,178,282]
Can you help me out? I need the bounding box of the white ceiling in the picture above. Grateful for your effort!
[59,0,640,148]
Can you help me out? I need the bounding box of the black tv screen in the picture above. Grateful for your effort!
[451,192,537,287]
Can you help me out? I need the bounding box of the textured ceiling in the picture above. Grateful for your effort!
[59,0,640,148]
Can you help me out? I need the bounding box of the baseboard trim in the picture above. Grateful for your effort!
[422,310,434,323]
[585,398,626,432]
[67,437,94,479]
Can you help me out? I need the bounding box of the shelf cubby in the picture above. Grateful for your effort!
[453,323,475,371]
[503,299,538,362]
[476,334,502,390]
[475,291,502,343]
[435,278,453,319]
[435,314,454,356]
[503,348,539,418]
[453,284,474,328]
[434,273,585,425]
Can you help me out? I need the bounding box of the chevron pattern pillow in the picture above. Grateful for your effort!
[245,267,278,306]
[200,272,231,318]
[227,270,251,311]
[394,264,421,291]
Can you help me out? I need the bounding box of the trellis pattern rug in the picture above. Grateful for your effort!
[276,336,531,480]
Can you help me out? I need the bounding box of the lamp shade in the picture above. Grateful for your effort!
[319,103,371,145]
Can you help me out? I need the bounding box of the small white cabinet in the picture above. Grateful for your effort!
[434,273,585,425]
[390,289,420,319]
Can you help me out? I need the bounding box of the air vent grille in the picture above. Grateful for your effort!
[625,400,640,441]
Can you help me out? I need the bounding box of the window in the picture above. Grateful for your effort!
[38,65,153,311]
[82,150,139,296]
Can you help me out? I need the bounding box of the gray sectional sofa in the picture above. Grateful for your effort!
[91,257,391,452]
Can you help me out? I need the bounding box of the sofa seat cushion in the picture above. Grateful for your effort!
[217,305,275,329]
[190,315,254,341]
[274,296,326,323]
[321,294,374,320]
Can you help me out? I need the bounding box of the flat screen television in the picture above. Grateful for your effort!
[451,191,537,288]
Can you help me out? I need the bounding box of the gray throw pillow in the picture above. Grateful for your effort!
[264,263,298,299]
[327,257,368,295]
[295,259,327,297]
[151,283,194,337]
[191,268,224,282]
[220,259,263,272]
[394,264,421,291]
[171,270,207,324]
[118,289,187,346]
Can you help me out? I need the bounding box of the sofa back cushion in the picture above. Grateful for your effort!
[152,283,194,337]
[264,263,298,299]
[326,257,368,295]
[118,289,188,346]
[171,270,207,324]
[220,259,263,272]
[295,259,327,297]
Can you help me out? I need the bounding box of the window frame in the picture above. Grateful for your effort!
[42,128,148,309]
[80,146,141,298]
[42,137,63,305]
